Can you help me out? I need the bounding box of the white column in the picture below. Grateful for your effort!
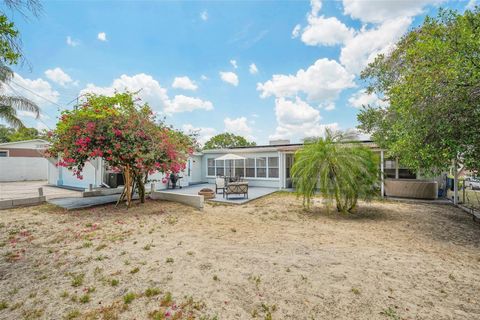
[380,150,385,198]
[453,158,458,205]
[278,152,284,189]
[395,157,399,179]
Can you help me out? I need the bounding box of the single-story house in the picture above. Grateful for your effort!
[0,139,50,182]
[48,139,419,193]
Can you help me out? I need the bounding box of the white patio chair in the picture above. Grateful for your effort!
[215,176,225,194]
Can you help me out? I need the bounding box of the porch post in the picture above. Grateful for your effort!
[395,157,399,179]
[278,152,284,189]
[380,150,385,199]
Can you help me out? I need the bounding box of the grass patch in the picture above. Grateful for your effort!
[130,267,140,274]
[79,294,90,304]
[166,257,174,263]
[0,301,8,310]
[64,309,81,319]
[123,292,136,304]
[70,273,84,287]
[110,279,119,286]
[145,287,162,297]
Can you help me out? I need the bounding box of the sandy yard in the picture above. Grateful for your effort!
[0,193,479,320]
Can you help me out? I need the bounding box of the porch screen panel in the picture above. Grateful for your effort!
[256,157,266,178]
[225,160,233,177]
[245,158,255,178]
[268,157,279,178]
[215,160,225,176]
[207,158,215,176]
[235,159,245,178]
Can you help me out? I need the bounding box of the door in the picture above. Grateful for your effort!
[188,156,203,184]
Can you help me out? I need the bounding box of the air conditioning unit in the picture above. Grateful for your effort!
[107,173,124,188]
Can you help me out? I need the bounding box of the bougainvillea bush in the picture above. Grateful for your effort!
[46,92,194,207]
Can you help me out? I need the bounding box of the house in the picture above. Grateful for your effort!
[0,139,49,182]
[49,139,407,192]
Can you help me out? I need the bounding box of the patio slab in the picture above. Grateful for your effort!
[0,180,82,200]
[47,194,138,210]
[158,183,278,205]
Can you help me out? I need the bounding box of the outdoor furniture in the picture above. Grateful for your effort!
[215,176,225,194]
[224,181,248,199]
[384,179,438,200]
[168,174,183,189]
[198,188,215,200]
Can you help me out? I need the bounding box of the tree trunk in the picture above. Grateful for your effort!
[136,174,145,203]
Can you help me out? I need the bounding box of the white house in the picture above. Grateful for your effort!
[0,139,49,182]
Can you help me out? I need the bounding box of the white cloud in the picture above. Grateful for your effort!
[249,63,258,75]
[270,97,338,140]
[172,76,198,91]
[301,15,354,46]
[182,124,217,145]
[201,75,208,80]
[66,36,79,47]
[466,0,477,9]
[230,59,238,69]
[324,102,335,111]
[44,67,73,86]
[348,89,388,109]
[340,17,412,74]
[224,117,252,137]
[310,0,322,16]
[257,58,355,102]
[164,95,213,114]
[219,71,239,86]
[80,73,168,110]
[97,32,107,41]
[342,0,444,23]
[80,73,214,115]
[17,110,50,120]
[291,24,302,38]
[2,73,59,108]
[200,10,208,21]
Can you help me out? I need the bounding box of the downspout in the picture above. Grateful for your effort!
[380,150,385,198]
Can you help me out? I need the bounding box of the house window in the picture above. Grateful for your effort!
[256,157,267,178]
[215,160,225,176]
[268,157,279,178]
[245,158,255,178]
[207,158,215,176]
[235,159,245,178]
[0,150,8,157]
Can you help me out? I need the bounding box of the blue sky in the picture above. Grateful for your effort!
[3,0,474,144]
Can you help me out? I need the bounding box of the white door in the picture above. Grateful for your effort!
[189,156,202,184]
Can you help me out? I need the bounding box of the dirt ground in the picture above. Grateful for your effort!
[0,194,479,320]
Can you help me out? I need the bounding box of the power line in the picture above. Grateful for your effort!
[10,79,64,109]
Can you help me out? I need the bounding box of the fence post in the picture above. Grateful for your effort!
[150,183,155,193]
[463,181,465,204]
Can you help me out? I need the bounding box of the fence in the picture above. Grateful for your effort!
[0,157,48,182]
[445,178,480,213]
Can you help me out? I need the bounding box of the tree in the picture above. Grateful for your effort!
[203,132,256,150]
[357,8,480,173]
[46,92,194,207]
[0,12,40,128]
[0,124,41,142]
[291,130,379,213]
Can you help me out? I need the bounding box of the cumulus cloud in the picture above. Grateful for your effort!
[310,0,322,16]
[200,10,208,21]
[44,67,73,86]
[164,95,213,114]
[301,15,354,46]
[348,89,388,109]
[172,76,198,91]
[339,17,411,74]
[257,58,355,102]
[201,75,208,80]
[291,24,302,38]
[66,36,79,47]
[219,71,239,86]
[342,0,443,23]
[270,97,338,140]
[224,116,253,138]
[2,73,59,108]
[230,59,238,69]
[80,73,213,114]
[97,32,107,41]
[182,124,217,145]
[249,63,258,75]
[466,0,477,9]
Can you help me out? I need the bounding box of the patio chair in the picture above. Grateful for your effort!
[215,176,226,194]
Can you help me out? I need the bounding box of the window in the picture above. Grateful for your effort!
[235,159,245,178]
[207,158,215,176]
[215,160,225,176]
[0,150,7,157]
[245,158,255,178]
[268,157,279,178]
[256,157,266,178]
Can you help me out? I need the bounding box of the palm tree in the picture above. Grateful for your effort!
[291,129,379,213]
[0,63,39,128]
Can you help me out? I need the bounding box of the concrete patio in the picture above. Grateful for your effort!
[158,183,278,204]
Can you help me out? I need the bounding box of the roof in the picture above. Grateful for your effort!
[202,140,379,154]
[0,139,49,148]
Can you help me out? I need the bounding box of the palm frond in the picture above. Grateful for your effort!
[0,105,24,128]
[0,95,39,117]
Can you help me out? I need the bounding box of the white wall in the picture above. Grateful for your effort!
[47,158,102,189]
[0,157,48,182]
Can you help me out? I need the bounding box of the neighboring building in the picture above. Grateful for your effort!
[0,139,49,157]
[0,139,49,182]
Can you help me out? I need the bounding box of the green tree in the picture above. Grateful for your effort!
[291,130,379,213]
[0,124,14,142]
[357,8,480,173]
[203,132,256,150]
